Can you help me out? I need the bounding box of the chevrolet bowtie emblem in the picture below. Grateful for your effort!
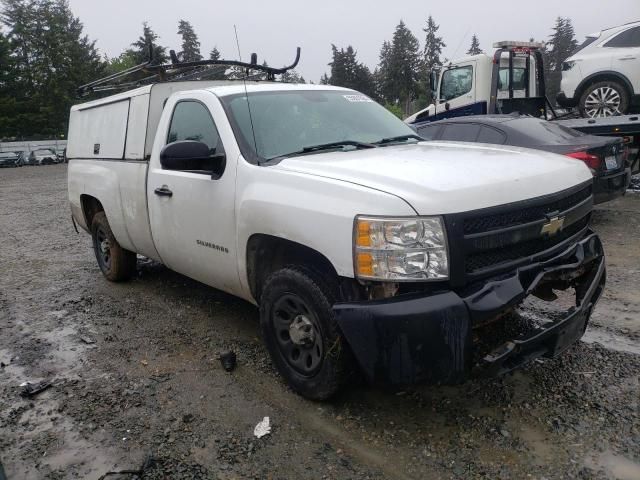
[541,216,565,236]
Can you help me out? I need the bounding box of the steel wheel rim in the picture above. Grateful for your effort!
[272,293,324,376]
[95,227,111,270]
[584,87,621,118]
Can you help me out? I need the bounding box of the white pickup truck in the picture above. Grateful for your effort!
[68,77,606,400]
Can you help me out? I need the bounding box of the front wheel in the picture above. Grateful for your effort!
[259,266,351,400]
[91,212,136,282]
[579,80,630,118]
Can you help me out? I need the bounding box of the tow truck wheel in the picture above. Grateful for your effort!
[90,212,136,282]
[579,80,629,118]
[259,266,351,400]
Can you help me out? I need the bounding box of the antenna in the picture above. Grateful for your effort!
[234,25,259,164]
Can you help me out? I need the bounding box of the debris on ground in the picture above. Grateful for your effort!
[253,416,271,438]
[219,351,237,372]
[19,381,52,398]
[80,336,96,344]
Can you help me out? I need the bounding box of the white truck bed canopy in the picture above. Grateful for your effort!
[67,81,231,160]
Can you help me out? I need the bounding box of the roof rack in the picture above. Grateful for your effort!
[77,46,301,97]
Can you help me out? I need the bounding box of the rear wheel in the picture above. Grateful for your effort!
[91,212,136,282]
[579,80,630,118]
[259,266,351,400]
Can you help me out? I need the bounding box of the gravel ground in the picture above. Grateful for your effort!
[1,164,639,480]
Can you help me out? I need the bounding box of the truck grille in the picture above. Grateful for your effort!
[464,215,589,273]
[444,182,593,286]
[463,185,592,235]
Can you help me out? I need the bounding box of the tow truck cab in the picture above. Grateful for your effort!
[406,41,549,125]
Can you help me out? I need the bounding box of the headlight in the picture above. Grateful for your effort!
[354,216,449,281]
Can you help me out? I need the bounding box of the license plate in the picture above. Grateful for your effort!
[605,156,618,170]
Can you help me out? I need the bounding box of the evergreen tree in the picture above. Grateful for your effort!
[0,0,105,138]
[544,17,578,105]
[207,47,227,80]
[131,22,167,65]
[106,50,139,74]
[377,21,421,113]
[422,15,446,104]
[467,34,482,55]
[177,20,202,62]
[327,45,376,98]
[281,70,305,84]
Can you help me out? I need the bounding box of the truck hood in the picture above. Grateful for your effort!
[274,141,593,215]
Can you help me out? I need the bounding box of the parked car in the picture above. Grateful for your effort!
[0,151,21,167]
[557,20,640,117]
[67,71,605,400]
[416,114,630,204]
[29,148,59,165]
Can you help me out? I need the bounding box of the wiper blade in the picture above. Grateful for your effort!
[374,134,423,145]
[271,140,376,161]
[301,140,377,153]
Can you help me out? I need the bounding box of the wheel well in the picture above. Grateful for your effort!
[80,195,104,228]
[246,234,339,302]
[577,72,634,99]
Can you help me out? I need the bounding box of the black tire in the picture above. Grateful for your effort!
[91,211,136,282]
[579,80,630,118]
[259,266,351,400]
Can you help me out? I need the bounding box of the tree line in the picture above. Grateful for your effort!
[323,16,581,117]
[0,0,581,139]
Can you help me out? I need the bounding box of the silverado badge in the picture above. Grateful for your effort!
[541,216,565,236]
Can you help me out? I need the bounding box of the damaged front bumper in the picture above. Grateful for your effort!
[334,231,606,386]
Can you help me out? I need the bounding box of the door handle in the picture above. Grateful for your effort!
[154,186,173,197]
[619,56,636,60]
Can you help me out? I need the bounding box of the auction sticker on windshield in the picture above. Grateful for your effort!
[343,94,373,103]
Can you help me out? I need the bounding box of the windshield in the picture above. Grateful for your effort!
[572,35,599,55]
[221,90,416,162]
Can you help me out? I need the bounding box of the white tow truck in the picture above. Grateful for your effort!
[405,41,640,174]
[68,51,606,399]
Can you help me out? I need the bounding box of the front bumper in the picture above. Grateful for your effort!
[593,168,631,204]
[334,232,605,386]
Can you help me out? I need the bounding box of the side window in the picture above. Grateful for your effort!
[440,123,481,142]
[440,66,473,101]
[604,26,640,48]
[416,124,441,140]
[477,125,507,144]
[167,101,222,152]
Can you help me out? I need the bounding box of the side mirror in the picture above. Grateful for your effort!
[429,70,438,101]
[160,140,226,178]
[429,71,437,92]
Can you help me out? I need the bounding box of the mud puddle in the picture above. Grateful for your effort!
[582,327,640,355]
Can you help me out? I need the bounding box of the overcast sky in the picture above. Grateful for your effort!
[68,0,639,82]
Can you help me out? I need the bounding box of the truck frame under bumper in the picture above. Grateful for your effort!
[334,232,605,386]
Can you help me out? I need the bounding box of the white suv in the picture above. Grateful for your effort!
[557,21,640,117]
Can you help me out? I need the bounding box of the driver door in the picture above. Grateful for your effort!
[435,62,476,117]
[147,92,241,296]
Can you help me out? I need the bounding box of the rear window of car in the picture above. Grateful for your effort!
[510,118,585,144]
[477,125,507,144]
[604,26,640,48]
[440,123,481,142]
[416,124,441,140]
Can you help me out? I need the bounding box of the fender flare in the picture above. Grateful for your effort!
[576,71,635,98]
